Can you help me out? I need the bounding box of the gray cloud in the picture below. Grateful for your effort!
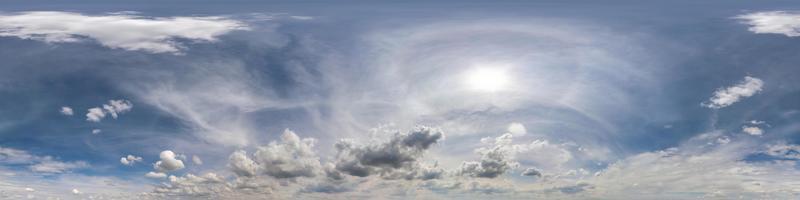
[521,167,542,177]
[332,126,444,179]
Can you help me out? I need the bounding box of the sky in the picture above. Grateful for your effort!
[1,0,800,199]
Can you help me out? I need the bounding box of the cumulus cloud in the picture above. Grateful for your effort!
[702,76,763,109]
[742,126,764,136]
[457,145,517,178]
[461,131,572,178]
[59,106,73,116]
[736,11,800,37]
[71,188,81,195]
[85,99,133,122]
[91,129,102,134]
[332,126,445,179]
[120,155,143,166]
[226,129,322,179]
[228,150,258,177]
[153,150,185,172]
[0,11,248,53]
[86,107,106,122]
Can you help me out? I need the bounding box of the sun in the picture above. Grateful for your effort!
[464,67,511,92]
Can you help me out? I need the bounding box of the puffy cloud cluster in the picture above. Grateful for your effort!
[153,150,185,172]
[228,129,322,179]
[457,145,517,178]
[736,11,800,37]
[120,155,143,166]
[86,99,133,122]
[460,125,572,178]
[0,11,248,53]
[703,76,763,109]
[331,126,445,179]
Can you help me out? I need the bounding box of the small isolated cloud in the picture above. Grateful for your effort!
[71,189,81,195]
[153,150,185,172]
[521,167,542,177]
[507,122,526,136]
[736,11,800,37]
[742,126,764,136]
[703,76,763,109]
[145,171,167,179]
[120,155,143,166]
[92,129,102,134]
[0,11,249,54]
[86,107,106,122]
[86,99,133,122]
[192,155,203,165]
[59,106,73,116]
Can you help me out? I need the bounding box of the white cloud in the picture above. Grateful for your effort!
[742,126,764,136]
[703,76,764,109]
[228,150,258,178]
[85,99,133,122]
[192,155,203,165]
[28,160,89,174]
[91,129,102,134]
[102,99,133,119]
[85,107,106,122]
[71,188,81,195]
[153,150,185,172]
[507,122,526,136]
[59,106,73,116]
[0,11,248,54]
[145,172,167,179]
[1,146,89,174]
[228,129,323,179]
[120,155,143,166]
[736,11,800,37]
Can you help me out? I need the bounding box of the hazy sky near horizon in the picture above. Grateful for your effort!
[1,1,800,199]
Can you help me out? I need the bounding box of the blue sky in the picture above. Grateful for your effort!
[1,0,800,199]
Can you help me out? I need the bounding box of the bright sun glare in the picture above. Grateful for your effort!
[465,67,510,92]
